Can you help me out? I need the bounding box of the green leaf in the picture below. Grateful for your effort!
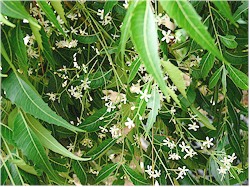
[221,66,227,95]
[224,50,248,65]
[209,66,223,89]
[40,28,57,69]
[233,1,248,21]
[122,165,149,185]
[79,107,115,132]
[50,0,67,24]
[209,157,226,185]
[13,110,63,184]
[159,0,223,61]
[1,123,15,145]
[2,72,84,133]
[162,60,187,97]
[145,87,161,134]
[104,0,118,15]
[72,161,87,185]
[26,114,90,161]
[0,14,15,27]
[37,1,65,36]
[219,35,238,49]
[12,25,28,72]
[74,34,98,44]
[227,123,243,161]
[128,58,141,83]
[29,20,43,50]
[226,64,248,90]
[89,70,112,89]
[212,1,237,26]
[200,52,215,79]
[190,105,216,130]
[96,163,118,184]
[131,1,180,105]
[10,159,38,176]
[86,138,116,160]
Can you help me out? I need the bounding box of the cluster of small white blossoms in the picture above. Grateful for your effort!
[217,153,237,178]
[23,34,39,59]
[102,90,127,113]
[145,165,161,179]
[97,9,112,26]
[81,138,93,148]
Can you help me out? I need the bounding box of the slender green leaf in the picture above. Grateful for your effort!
[212,1,237,26]
[0,14,15,27]
[12,25,28,72]
[13,110,64,184]
[37,1,65,36]
[96,163,118,184]
[224,50,248,65]
[86,138,117,160]
[104,0,118,15]
[233,1,248,21]
[79,107,115,132]
[200,52,215,79]
[26,114,90,161]
[128,58,141,83]
[222,66,227,95]
[29,20,43,50]
[122,165,149,185]
[2,72,84,133]
[1,123,15,145]
[159,0,223,61]
[226,64,248,90]
[89,70,112,89]
[209,66,223,89]
[146,87,161,134]
[219,35,238,49]
[190,105,216,130]
[131,1,180,105]
[50,0,67,24]
[10,159,38,176]
[72,161,87,185]
[162,60,187,97]
[74,34,98,44]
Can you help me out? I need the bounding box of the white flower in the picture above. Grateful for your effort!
[125,117,135,129]
[183,148,197,159]
[67,143,75,152]
[81,138,93,148]
[145,165,161,178]
[99,126,108,133]
[179,141,190,152]
[105,101,116,112]
[176,166,189,180]
[217,166,227,175]
[228,153,237,163]
[202,137,214,149]
[170,106,176,115]
[101,95,110,101]
[46,93,56,101]
[81,78,91,90]
[188,123,199,131]
[27,47,39,58]
[162,138,176,149]
[140,89,151,102]
[28,68,33,76]
[168,153,181,160]
[109,125,121,138]
[161,30,174,43]
[97,9,104,20]
[130,83,141,94]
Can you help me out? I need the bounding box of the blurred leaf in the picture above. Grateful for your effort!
[74,34,98,44]
[86,138,116,160]
[159,0,223,61]
[128,58,141,83]
[131,1,180,105]
[26,114,90,161]
[96,163,118,184]
[162,60,187,97]
[79,107,115,132]
[122,165,149,185]
[50,0,67,24]
[146,87,161,134]
[13,110,64,184]
[224,50,248,65]
[233,1,248,21]
[89,69,112,89]
[12,25,28,73]
[219,35,238,49]
[10,159,38,176]
[209,66,223,89]
[72,160,87,185]
[37,1,65,36]
[0,13,15,27]
[200,52,215,79]
[104,0,118,15]
[212,1,237,26]
[2,72,84,133]
[1,123,15,145]
[226,64,248,90]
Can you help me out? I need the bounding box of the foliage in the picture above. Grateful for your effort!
[0,0,248,185]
